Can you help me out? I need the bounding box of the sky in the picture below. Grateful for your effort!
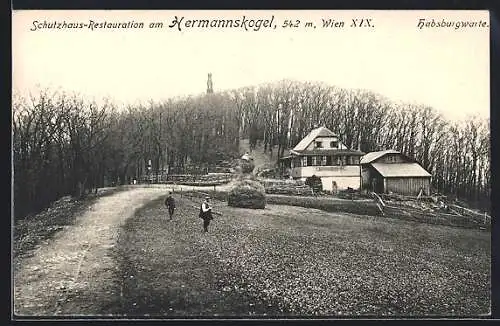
[12,10,490,121]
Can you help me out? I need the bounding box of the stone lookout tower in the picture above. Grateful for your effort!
[207,73,214,94]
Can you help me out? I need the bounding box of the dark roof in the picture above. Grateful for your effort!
[360,150,401,164]
[371,163,431,178]
[292,126,338,151]
[290,149,365,156]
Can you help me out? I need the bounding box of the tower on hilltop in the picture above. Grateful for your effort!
[207,73,213,94]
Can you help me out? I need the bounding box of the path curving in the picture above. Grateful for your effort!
[13,185,231,317]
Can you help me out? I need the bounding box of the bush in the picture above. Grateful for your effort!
[338,187,358,200]
[228,178,266,209]
[305,175,323,193]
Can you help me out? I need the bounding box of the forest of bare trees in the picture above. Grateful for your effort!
[12,80,490,218]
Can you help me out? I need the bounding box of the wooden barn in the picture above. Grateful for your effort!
[360,150,432,196]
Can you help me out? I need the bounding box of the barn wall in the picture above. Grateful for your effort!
[361,165,385,192]
[385,177,431,196]
[361,166,371,187]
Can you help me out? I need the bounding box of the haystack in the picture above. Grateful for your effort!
[228,178,266,209]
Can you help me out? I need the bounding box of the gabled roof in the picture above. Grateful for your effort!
[360,150,401,164]
[371,163,431,178]
[291,149,365,156]
[292,127,337,151]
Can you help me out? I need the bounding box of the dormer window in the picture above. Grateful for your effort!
[387,155,397,163]
[315,141,323,148]
[330,141,338,148]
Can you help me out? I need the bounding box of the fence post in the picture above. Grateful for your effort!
[372,192,385,216]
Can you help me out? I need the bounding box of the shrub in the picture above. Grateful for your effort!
[228,178,266,209]
[338,187,358,200]
[305,175,323,193]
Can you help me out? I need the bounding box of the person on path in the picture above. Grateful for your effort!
[199,196,214,232]
[164,192,176,220]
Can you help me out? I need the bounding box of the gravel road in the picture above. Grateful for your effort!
[13,185,233,316]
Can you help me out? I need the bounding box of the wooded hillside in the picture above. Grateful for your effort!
[12,80,490,218]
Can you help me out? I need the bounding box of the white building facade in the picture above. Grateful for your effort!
[280,127,364,192]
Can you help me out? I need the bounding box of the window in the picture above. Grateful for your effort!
[307,156,312,166]
[330,141,338,148]
[302,156,308,167]
[321,156,327,166]
[312,156,318,166]
[352,156,360,165]
[341,156,347,166]
[334,156,341,166]
[387,155,397,163]
[326,156,332,166]
[315,141,323,148]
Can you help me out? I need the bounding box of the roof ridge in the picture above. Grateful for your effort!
[370,161,431,177]
[292,126,337,151]
[360,149,401,164]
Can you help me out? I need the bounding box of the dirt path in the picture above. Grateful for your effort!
[14,187,186,316]
[239,138,276,174]
[14,183,237,316]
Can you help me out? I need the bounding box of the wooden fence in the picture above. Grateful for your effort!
[371,192,490,230]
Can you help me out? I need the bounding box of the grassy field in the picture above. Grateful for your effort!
[184,190,489,230]
[182,190,382,216]
[110,196,490,318]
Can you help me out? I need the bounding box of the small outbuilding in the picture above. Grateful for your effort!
[241,152,253,161]
[360,150,432,196]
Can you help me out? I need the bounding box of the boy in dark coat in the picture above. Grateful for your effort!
[164,192,176,220]
[199,196,213,232]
